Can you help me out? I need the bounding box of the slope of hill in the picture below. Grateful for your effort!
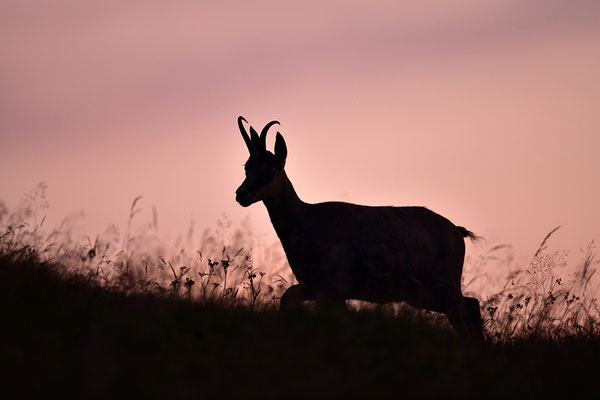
[2,254,600,399]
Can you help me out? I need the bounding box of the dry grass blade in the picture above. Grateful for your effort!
[532,225,561,260]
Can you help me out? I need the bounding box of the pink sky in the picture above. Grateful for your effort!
[1,1,600,265]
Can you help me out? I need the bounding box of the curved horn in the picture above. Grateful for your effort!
[238,116,254,154]
[259,120,280,151]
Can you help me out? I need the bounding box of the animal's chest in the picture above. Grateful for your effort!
[280,233,345,281]
[283,236,383,288]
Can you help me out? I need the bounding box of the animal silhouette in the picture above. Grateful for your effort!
[235,116,483,339]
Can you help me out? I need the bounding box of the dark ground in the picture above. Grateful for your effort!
[1,256,599,399]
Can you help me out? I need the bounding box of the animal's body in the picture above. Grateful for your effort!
[235,116,483,339]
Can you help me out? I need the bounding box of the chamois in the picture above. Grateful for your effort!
[235,116,483,339]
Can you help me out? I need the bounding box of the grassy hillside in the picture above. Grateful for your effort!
[2,189,600,398]
[2,254,600,399]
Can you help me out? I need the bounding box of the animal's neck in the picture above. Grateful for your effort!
[263,170,305,242]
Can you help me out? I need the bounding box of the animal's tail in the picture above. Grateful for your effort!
[457,226,483,242]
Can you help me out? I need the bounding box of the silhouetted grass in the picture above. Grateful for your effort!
[3,185,599,338]
[464,228,600,341]
[2,252,600,398]
[2,184,600,397]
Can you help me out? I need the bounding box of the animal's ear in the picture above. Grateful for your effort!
[249,126,261,152]
[274,132,287,169]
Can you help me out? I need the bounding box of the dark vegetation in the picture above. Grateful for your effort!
[2,184,600,398]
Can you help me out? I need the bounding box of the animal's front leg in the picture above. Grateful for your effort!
[279,284,308,313]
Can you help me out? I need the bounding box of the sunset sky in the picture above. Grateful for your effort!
[2,1,599,266]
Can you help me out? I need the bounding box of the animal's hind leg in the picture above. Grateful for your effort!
[280,284,307,313]
[445,296,484,341]
[464,296,484,341]
[443,296,469,335]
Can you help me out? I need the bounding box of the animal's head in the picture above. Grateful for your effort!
[235,116,287,207]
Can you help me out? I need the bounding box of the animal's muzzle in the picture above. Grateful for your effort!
[235,187,253,207]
